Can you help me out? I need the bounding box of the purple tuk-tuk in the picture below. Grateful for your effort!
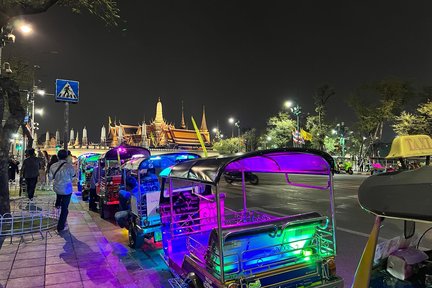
[159,148,343,288]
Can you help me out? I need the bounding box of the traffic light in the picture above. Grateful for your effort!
[15,143,22,151]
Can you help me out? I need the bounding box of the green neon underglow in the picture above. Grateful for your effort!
[209,222,331,276]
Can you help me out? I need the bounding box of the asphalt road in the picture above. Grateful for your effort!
[217,173,431,287]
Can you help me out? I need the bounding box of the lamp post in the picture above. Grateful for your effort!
[228,117,235,138]
[234,120,240,137]
[284,100,302,147]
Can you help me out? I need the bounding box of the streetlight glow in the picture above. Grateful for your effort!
[35,108,44,116]
[332,129,337,135]
[17,23,33,35]
[36,89,45,96]
[284,100,293,109]
[266,136,272,141]
[212,127,218,133]
[228,117,234,124]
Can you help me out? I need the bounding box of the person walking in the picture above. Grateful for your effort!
[8,156,19,182]
[46,155,59,191]
[48,149,75,232]
[88,165,99,212]
[21,148,41,200]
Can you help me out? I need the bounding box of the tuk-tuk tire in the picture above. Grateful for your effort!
[128,222,144,249]
[185,272,204,288]
[82,190,89,201]
[249,174,259,185]
[224,176,234,184]
[99,199,105,219]
[348,168,353,175]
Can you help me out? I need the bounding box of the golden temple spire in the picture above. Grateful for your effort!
[155,97,164,124]
[180,101,186,129]
[200,105,208,131]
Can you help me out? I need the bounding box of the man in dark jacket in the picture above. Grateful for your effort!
[22,148,41,200]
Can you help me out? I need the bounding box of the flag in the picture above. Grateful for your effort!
[292,130,305,144]
[300,129,313,141]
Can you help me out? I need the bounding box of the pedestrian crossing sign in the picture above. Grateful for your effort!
[56,79,79,103]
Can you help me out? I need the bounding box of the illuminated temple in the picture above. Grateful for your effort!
[107,98,210,148]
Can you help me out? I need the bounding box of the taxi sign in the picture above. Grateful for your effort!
[386,135,432,159]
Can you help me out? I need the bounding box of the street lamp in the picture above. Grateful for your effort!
[0,21,33,75]
[284,101,302,147]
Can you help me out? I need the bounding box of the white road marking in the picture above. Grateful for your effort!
[251,206,387,240]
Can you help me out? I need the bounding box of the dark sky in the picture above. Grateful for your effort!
[6,0,432,142]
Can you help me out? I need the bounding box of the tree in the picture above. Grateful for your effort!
[213,137,244,155]
[242,128,259,152]
[324,136,337,154]
[393,100,432,136]
[313,84,334,150]
[0,1,120,215]
[265,112,296,148]
[349,78,415,156]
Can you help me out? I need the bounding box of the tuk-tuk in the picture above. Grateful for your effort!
[332,157,354,175]
[121,152,201,248]
[160,148,343,288]
[353,135,432,287]
[77,153,101,201]
[97,145,150,219]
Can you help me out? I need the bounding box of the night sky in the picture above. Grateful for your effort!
[5,0,432,142]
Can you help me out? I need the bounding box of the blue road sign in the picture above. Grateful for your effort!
[56,79,79,103]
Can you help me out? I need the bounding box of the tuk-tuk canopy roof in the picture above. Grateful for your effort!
[100,145,150,161]
[78,153,101,163]
[77,152,100,160]
[358,166,432,222]
[163,148,334,184]
[122,152,200,171]
[386,135,432,159]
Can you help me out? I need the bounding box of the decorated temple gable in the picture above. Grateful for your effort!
[107,98,210,148]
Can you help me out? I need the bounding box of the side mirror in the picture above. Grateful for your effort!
[404,220,415,239]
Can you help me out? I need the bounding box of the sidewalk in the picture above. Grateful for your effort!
[0,194,172,288]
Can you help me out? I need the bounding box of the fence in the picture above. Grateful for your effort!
[0,197,59,242]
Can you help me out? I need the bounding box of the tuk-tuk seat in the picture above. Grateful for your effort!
[201,211,325,276]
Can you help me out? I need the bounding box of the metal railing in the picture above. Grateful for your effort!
[0,197,59,241]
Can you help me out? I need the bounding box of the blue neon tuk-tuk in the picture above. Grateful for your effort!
[121,152,201,248]
[159,148,343,288]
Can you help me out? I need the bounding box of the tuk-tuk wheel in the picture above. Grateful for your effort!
[128,222,144,249]
[249,174,259,185]
[99,199,105,219]
[185,272,204,288]
[82,190,89,201]
[348,168,353,175]
[224,176,234,184]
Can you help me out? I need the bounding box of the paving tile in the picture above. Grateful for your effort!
[79,266,114,281]
[76,253,105,262]
[77,259,107,269]
[46,243,74,250]
[5,275,44,288]
[46,255,77,265]
[0,261,13,271]
[14,250,45,260]
[82,278,121,288]
[45,281,83,288]
[0,279,6,288]
[0,255,15,262]
[45,270,81,286]
[12,258,45,268]
[0,268,10,280]
[46,263,79,274]
[9,265,44,279]
[46,248,73,257]
[0,246,18,255]
[17,245,44,253]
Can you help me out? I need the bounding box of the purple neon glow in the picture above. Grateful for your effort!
[225,152,330,174]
